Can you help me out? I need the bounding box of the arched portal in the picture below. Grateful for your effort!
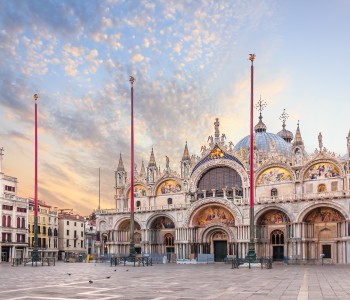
[303,206,345,261]
[116,219,142,254]
[147,216,175,256]
[202,227,230,262]
[271,230,285,261]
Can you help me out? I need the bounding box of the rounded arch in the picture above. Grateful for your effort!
[255,205,294,224]
[191,204,235,227]
[200,224,234,243]
[257,209,291,225]
[185,198,243,226]
[126,182,148,198]
[301,158,344,181]
[189,159,248,193]
[146,213,176,230]
[255,163,295,185]
[154,178,182,195]
[114,216,142,230]
[297,203,348,223]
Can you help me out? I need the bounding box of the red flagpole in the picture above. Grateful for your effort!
[33,94,39,262]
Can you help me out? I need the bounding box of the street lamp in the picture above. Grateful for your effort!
[32,93,39,263]
[129,76,136,257]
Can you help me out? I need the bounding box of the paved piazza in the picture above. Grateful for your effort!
[1,262,350,300]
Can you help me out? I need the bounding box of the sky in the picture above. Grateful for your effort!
[0,0,349,216]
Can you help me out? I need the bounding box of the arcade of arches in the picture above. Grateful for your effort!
[99,120,350,263]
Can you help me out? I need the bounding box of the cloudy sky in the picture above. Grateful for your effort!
[1,0,349,215]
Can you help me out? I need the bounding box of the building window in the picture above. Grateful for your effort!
[136,201,141,208]
[167,198,173,205]
[66,239,69,247]
[43,226,46,234]
[21,218,25,228]
[2,205,13,210]
[74,230,77,238]
[74,222,77,226]
[17,217,20,228]
[17,207,27,213]
[164,233,174,246]
[4,185,15,192]
[67,220,69,225]
[2,215,6,227]
[7,216,11,227]
[271,188,278,197]
[81,223,83,227]
[66,230,69,236]
[81,231,83,237]
[271,230,284,245]
[54,228,58,236]
[74,240,77,248]
[80,241,83,248]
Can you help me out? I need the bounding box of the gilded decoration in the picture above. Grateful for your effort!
[258,210,290,225]
[304,162,340,180]
[304,207,345,223]
[128,184,147,197]
[119,220,141,230]
[256,167,292,185]
[156,180,181,195]
[193,206,235,227]
[210,147,224,159]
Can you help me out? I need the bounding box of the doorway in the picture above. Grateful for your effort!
[214,241,227,262]
[273,246,284,261]
[322,245,331,258]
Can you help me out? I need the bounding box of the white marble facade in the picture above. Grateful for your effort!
[96,115,350,263]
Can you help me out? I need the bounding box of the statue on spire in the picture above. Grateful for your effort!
[318,132,323,151]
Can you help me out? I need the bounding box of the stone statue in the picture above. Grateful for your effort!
[318,132,323,150]
[165,156,170,170]
[221,133,226,144]
[214,118,220,135]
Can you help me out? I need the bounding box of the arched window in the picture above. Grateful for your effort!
[164,233,174,246]
[2,216,6,227]
[271,188,278,197]
[7,216,11,227]
[198,167,242,195]
[271,230,284,245]
[136,201,141,208]
[17,217,20,228]
[21,218,25,229]
[54,228,58,236]
[167,198,173,205]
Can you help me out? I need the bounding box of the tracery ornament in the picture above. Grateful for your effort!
[189,159,248,193]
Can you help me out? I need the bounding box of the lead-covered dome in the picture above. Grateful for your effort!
[234,132,292,157]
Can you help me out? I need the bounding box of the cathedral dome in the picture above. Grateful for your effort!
[234,132,292,157]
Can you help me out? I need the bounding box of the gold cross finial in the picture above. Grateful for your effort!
[279,109,289,127]
[129,76,135,86]
[249,53,256,62]
[33,94,39,101]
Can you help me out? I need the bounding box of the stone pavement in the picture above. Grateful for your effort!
[0,262,350,300]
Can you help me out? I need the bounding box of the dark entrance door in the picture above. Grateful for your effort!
[322,245,331,258]
[273,246,284,261]
[214,241,227,262]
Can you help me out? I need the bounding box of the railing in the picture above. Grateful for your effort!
[231,257,272,269]
[110,256,152,267]
[97,191,350,215]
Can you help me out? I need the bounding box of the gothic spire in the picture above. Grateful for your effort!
[148,148,157,167]
[117,153,125,171]
[293,120,304,147]
[140,160,146,179]
[182,141,190,161]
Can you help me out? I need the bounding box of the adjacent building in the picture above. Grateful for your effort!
[96,112,350,264]
[28,199,59,259]
[0,149,29,263]
[58,211,86,260]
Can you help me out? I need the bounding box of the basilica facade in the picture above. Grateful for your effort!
[96,112,350,264]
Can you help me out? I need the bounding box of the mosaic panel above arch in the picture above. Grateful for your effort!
[303,162,340,180]
[128,184,148,198]
[118,219,141,230]
[256,167,292,185]
[156,180,181,195]
[150,216,175,229]
[192,205,235,227]
[258,209,290,225]
[304,207,345,223]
